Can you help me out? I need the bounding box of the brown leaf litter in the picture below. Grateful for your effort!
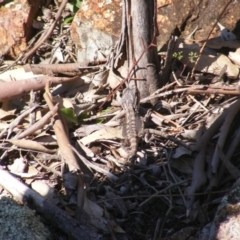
[0,1,240,239]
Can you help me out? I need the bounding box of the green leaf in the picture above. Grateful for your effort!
[60,108,78,124]
[68,0,82,13]
[63,16,74,25]
[76,0,82,8]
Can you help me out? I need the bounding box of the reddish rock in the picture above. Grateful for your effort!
[157,0,196,47]
[157,0,240,47]
[0,0,43,59]
[71,0,240,61]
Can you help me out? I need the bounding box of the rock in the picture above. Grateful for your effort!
[158,0,240,48]
[157,0,197,48]
[71,0,240,60]
[0,196,51,239]
[70,0,122,62]
[181,0,240,42]
[0,0,43,59]
[208,185,240,240]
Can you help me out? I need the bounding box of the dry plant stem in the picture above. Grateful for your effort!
[186,149,208,216]
[32,155,61,176]
[13,104,59,140]
[24,63,102,76]
[218,146,240,180]
[139,179,188,207]
[211,98,240,174]
[195,109,227,151]
[167,162,186,207]
[190,0,233,78]
[84,111,120,122]
[145,81,176,104]
[173,71,208,112]
[0,169,100,239]
[186,114,227,212]
[187,87,240,96]
[22,0,68,62]
[0,75,79,102]
[144,129,192,152]
[151,112,182,128]
[189,94,208,111]
[107,110,125,122]
[195,97,237,122]
[225,124,240,159]
[140,88,188,103]
[0,105,39,139]
[29,91,38,125]
[184,84,240,91]
[187,98,240,213]
[153,218,161,240]
[43,87,80,172]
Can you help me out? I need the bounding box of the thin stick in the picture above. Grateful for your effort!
[22,0,68,62]
[190,0,233,78]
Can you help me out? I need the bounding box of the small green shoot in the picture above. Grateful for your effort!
[63,0,83,24]
[60,108,78,124]
[173,51,183,60]
[63,16,74,25]
[68,0,82,13]
[188,51,198,63]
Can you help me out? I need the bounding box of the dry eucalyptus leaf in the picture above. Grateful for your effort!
[83,197,103,217]
[7,139,56,154]
[107,69,122,89]
[228,51,240,67]
[92,68,109,87]
[77,141,95,158]
[83,197,110,232]
[180,128,204,141]
[25,166,40,184]
[0,67,43,82]
[75,124,106,137]
[172,146,192,158]
[52,47,64,62]
[8,157,27,173]
[80,126,122,145]
[170,156,194,175]
[0,109,15,120]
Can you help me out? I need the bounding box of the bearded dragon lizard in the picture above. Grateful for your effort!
[121,85,143,159]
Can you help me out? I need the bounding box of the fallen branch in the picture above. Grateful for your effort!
[218,146,240,180]
[187,98,240,214]
[187,87,240,96]
[0,105,39,139]
[0,75,80,102]
[24,62,102,76]
[0,169,101,239]
[14,104,59,140]
[211,98,240,174]
[43,83,80,172]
